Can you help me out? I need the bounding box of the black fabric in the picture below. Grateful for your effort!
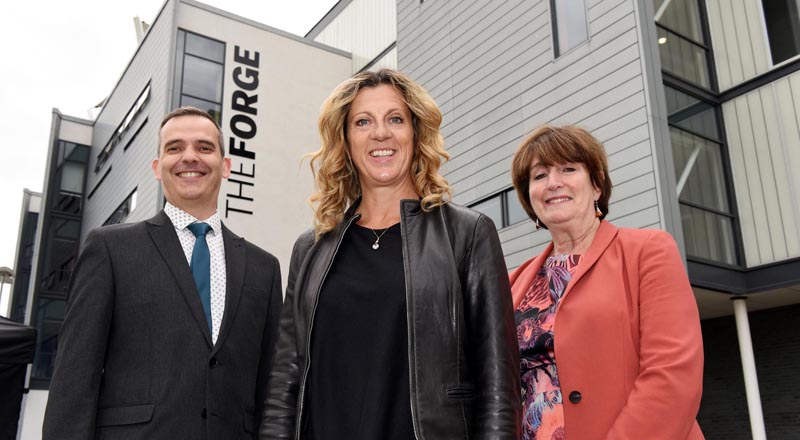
[0,316,36,440]
[262,200,522,440]
[306,223,414,440]
[0,317,36,364]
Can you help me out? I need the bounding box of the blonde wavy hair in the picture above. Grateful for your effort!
[309,69,452,238]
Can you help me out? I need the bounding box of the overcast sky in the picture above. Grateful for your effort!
[0,0,338,310]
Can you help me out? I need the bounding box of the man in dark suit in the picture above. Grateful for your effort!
[43,107,282,439]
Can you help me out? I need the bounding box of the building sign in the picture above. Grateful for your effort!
[225,45,260,218]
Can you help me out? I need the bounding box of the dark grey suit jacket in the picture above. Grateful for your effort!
[43,211,282,440]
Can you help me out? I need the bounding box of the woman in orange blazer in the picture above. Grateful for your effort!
[509,125,704,440]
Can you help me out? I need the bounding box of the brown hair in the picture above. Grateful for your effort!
[511,125,612,229]
[309,69,452,238]
[158,106,224,156]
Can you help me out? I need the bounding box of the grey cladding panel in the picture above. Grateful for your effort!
[399,0,658,263]
[81,3,175,240]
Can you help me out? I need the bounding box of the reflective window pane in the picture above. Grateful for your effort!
[52,218,81,240]
[31,319,61,381]
[671,128,729,212]
[658,27,710,88]
[472,196,503,229]
[182,55,223,102]
[186,32,225,63]
[654,0,704,43]
[60,162,85,194]
[180,95,222,124]
[506,189,529,225]
[664,86,719,140]
[552,0,588,56]
[762,0,800,64]
[680,204,737,265]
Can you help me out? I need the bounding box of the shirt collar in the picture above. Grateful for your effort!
[164,202,222,235]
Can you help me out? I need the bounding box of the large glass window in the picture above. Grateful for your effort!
[666,86,738,265]
[30,140,89,387]
[173,30,225,123]
[551,0,588,57]
[761,0,800,64]
[655,0,711,88]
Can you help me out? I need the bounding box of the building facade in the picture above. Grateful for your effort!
[389,0,799,438]
[11,1,351,437]
[10,0,800,438]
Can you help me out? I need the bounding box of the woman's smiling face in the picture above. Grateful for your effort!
[346,84,416,196]
[528,160,600,232]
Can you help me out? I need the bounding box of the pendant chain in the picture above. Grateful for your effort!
[370,227,390,250]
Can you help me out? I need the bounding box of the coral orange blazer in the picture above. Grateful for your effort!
[510,221,705,439]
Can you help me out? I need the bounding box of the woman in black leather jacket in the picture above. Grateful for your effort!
[260,69,520,440]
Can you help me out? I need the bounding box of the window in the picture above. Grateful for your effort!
[761,0,800,64]
[173,30,225,123]
[95,82,151,171]
[665,86,738,265]
[470,188,529,229]
[654,0,711,88]
[30,140,89,387]
[551,0,588,57]
[104,188,138,226]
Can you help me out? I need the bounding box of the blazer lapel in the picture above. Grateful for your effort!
[146,211,213,347]
[559,220,619,302]
[212,224,246,353]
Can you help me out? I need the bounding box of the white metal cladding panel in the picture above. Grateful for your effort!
[81,1,175,241]
[57,119,93,145]
[368,46,398,71]
[313,0,396,72]
[705,0,770,91]
[723,72,800,267]
[398,0,664,264]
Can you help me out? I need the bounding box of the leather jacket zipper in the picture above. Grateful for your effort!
[294,213,360,440]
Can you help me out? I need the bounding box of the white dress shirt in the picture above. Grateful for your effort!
[164,202,226,344]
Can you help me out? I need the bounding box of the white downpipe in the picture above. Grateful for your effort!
[731,297,767,440]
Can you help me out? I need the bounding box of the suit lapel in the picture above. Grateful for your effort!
[559,220,619,302]
[212,224,246,353]
[146,211,213,347]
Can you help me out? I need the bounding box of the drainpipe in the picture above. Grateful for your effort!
[731,296,767,440]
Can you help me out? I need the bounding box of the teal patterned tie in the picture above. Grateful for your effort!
[188,222,212,331]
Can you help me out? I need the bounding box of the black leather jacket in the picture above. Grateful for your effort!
[260,200,521,439]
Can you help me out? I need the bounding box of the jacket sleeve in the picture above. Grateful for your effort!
[606,230,704,439]
[254,253,283,433]
[42,229,114,440]
[259,233,312,439]
[464,214,522,439]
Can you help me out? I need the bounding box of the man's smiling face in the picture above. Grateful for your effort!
[152,114,231,219]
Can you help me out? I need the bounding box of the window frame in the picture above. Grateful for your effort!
[173,29,226,124]
[550,0,590,58]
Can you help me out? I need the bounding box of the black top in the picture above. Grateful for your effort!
[306,222,415,440]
